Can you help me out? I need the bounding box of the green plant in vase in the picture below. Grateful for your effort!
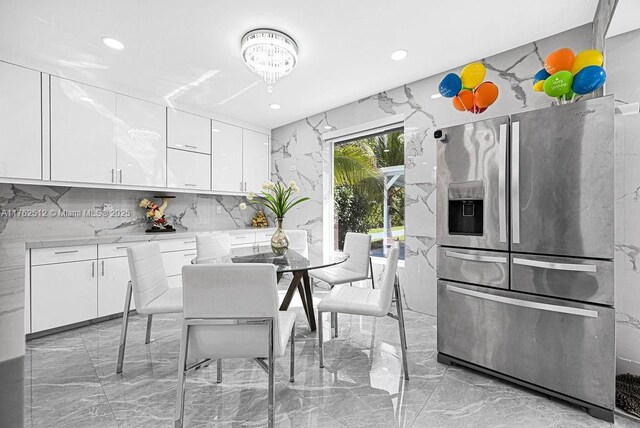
[245,180,309,256]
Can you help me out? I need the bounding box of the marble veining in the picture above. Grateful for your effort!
[24,282,640,427]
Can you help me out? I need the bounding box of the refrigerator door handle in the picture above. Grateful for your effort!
[513,257,597,273]
[446,284,599,318]
[498,123,507,243]
[445,251,507,264]
[511,121,520,244]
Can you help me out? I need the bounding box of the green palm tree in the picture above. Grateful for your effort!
[333,142,382,199]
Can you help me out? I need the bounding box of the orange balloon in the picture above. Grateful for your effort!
[452,90,474,112]
[544,48,575,74]
[473,82,499,108]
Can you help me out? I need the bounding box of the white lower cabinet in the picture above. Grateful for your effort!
[167,148,211,191]
[162,249,198,277]
[98,257,131,317]
[31,260,98,332]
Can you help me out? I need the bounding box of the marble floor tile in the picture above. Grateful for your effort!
[24,285,640,428]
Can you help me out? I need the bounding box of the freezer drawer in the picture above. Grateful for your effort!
[437,280,615,409]
[437,246,508,289]
[511,254,613,306]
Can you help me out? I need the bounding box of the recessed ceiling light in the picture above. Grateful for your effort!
[269,103,281,110]
[212,128,220,133]
[323,125,333,130]
[79,96,93,103]
[101,36,124,50]
[431,93,442,99]
[390,49,408,61]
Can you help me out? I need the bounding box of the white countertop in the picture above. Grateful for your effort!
[25,228,275,249]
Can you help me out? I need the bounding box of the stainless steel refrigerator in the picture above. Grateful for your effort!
[435,96,615,422]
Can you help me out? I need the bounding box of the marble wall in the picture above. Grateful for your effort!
[271,24,593,317]
[607,28,640,376]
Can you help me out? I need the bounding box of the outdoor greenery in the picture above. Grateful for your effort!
[333,131,405,250]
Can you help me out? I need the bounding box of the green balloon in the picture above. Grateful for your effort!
[558,88,575,101]
[543,71,573,98]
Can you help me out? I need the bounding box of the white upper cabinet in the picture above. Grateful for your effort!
[167,148,210,191]
[116,95,166,187]
[212,121,243,192]
[0,62,42,180]
[167,109,211,154]
[50,77,116,184]
[242,129,270,192]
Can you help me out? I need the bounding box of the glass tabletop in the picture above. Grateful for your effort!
[196,245,349,273]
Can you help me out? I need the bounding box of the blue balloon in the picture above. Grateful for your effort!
[572,65,606,95]
[439,73,462,98]
[533,68,550,84]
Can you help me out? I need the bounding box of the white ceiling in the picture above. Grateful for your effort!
[607,0,640,38]
[0,0,600,129]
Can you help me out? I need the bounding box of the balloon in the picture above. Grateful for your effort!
[544,48,575,74]
[533,68,550,84]
[452,90,474,111]
[558,88,575,101]
[571,49,604,75]
[533,80,545,92]
[472,106,487,114]
[543,71,573,97]
[572,65,606,94]
[474,81,499,108]
[460,62,486,88]
[439,73,462,98]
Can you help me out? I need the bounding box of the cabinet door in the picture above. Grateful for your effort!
[31,260,98,332]
[167,148,210,191]
[0,62,41,180]
[212,121,243,192]
[115,95,166,187]
[242,129,270,192]
[98,257,131,317]
[167,109,211,154]
[50,77,116,184]
[162,249,198,276]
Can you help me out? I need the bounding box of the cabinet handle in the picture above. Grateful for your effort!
[511,121,521,244]
[184,145,197,149]
[116,246,130,250]
[445,251,507,264]
[240,181,243,191]
[244,182,247,191]
[184,253,197,257]
[446,284,598,318]
[183,240,196,244]
[54,250,79,254]
[498,123,507,243]
[184,183,198,187]
[513,257,597,273]
[119,169,123,183]
[91,262,95,278]
[101,260,105,276]
[111,168,115,183]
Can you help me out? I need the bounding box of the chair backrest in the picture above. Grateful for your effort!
[342,232,372,276]
[127,242,170,310]
[285,229,308,258]
[378,242,400,313]
[181,263,285,358]
[196,232,230,262]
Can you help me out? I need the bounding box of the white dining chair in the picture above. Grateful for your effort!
[309,232,375,290]
[175,263,296,428]
[195,231,231,262]
[317,242,408,380]
[116,242,184,373]
[285,229,308,258]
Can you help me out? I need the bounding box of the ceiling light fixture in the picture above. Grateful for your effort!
[269,103,281,110]
[431,93,442,99]
[390,49,408,61]
[101,36,124,50]
[241,29,298,92]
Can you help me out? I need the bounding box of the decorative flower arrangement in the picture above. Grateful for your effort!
[241,180,309,255]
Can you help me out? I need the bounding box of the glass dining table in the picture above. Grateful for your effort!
[195,245,349,331]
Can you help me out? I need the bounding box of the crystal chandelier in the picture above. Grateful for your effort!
[241,29,298,90]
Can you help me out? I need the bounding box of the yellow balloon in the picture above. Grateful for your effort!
[460,62,487,88]
[533,80,545,92]
[571,49,604,75]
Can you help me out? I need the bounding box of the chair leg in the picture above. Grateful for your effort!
[116,281,133,374]
[394,279,409,380]
[268,319,275,428]
[370,257,375,289]
[217,359,222,383]
[290,322,295,383]
[145,314,153,344]
[174,323,189,428]
[333,313,338,338]
[318,311,324,368]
